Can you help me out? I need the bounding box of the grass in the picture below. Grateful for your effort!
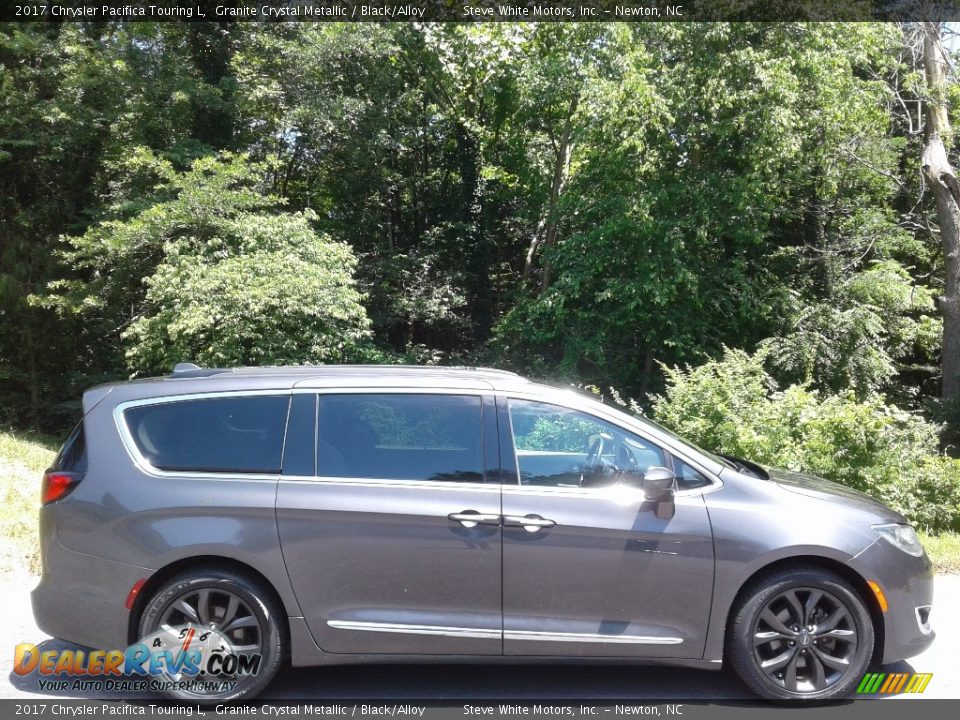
[919,531,960,575]
[1,427,959,577]
[0,429,58,577]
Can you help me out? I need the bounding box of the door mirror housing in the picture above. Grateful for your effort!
[632,466,676,501]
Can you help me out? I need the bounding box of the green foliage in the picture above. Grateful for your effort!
[514,413,598,453]
[1,15,958,538]
[763,260,940,397]
[0,429,57,576]
[124,212,370,371]
[494,23,926,402]
[38,151,371,374]
[917,531,960,574]
[358,399,468,450]
[653,348,960,532]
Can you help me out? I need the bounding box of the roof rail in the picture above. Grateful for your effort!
[169,362,231,379]
[172,362,201,374]
[163,363,526,382]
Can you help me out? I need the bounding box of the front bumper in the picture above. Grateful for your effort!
[848,537,935,664]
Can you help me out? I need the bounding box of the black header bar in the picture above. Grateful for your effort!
[3,0,960,23]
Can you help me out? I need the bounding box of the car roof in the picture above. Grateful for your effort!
[107,363,533,393]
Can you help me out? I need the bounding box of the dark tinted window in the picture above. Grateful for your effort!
[509,400,665,487]
[54,421,87,472]
[125,396,289,473]
[283,394,317,476]
[317,394,483,482]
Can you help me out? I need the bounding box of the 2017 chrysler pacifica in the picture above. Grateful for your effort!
[33,364,934,702]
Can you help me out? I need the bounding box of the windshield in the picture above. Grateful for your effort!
[628,412,734,469]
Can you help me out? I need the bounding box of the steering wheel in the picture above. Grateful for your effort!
[584,434,607,469]
[616,443,638,471]
[580,433,614,487]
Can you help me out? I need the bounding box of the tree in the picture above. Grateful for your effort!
[0,24,123,428]
[918,22,960,429]
[38,151,371,375]
[497,23,914,397]
[124,211,370,372]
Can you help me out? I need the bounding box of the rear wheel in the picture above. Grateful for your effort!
[137,568,285,702]
[727,567,874,701]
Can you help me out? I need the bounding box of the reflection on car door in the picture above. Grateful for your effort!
[500,397,715,658]
[276,392,503,655]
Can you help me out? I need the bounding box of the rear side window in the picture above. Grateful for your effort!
[54,421,87,472]
[124,396,289,474]
[317,394,484,483]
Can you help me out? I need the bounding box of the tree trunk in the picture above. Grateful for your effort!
[523,94,580,292]
[456,124,492,342]
[920,22,960,409]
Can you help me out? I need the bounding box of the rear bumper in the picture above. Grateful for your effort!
[848,537,935,664]
[32,507,150,650]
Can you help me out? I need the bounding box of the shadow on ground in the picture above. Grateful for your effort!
[7,637,918,702]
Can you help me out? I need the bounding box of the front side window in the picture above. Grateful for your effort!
[508,399,666,488]
[317,394,484,483]
[125,395,289,474]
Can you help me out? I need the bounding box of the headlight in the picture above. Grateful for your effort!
[872,523,924,557]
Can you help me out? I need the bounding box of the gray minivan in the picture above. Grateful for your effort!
[33,365,934,702]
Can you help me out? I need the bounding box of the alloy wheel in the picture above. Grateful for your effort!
[152,586,264,694]
[752,586,859,693]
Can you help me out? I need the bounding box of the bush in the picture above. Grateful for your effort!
[651,348,960,532]
[124,210,371,372]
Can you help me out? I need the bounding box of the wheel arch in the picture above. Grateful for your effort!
[127,554,291,647]
[722,554,885,665]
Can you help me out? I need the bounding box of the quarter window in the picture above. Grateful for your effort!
[317,394,484,483]
[674,458,712,490]
[55,420,88,472]
[508,399,666,488]
[125,395,289,474]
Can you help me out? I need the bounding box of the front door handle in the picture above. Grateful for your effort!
[448,510,501,528]
[503,514,556,533]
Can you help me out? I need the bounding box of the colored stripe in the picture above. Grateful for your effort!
[880,673,900,693]
[856,673,875,693]
[879,674,897,693]
[854,671,933,695]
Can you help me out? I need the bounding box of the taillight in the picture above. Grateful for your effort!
[41,470,83,505]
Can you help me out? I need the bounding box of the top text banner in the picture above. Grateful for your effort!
[4,0,960,22]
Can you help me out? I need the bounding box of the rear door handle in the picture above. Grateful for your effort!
[448,510,501,528]
[502,514,556,532]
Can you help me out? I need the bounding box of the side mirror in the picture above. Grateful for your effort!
[639,466,676,501]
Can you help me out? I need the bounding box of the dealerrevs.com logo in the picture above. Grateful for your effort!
[13,626,261,694]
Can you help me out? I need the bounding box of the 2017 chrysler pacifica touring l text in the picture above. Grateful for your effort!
[32,364,934,702]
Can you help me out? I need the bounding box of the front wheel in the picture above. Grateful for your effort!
[137,568,286,702]
[727,567,874,701]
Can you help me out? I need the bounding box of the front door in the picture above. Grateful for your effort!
[500,397,715,658]
[276,391,503,655]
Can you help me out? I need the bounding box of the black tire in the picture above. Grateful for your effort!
[137,567,286,703]
[727,566,874,702]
